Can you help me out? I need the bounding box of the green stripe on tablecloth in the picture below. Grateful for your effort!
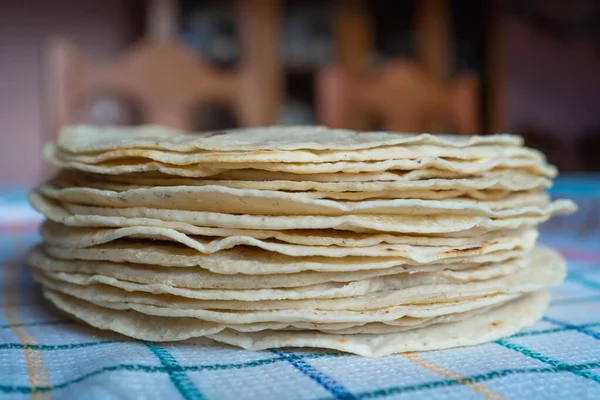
[4,360,599,396]
[145,343,205,400]
[496,340,600,384]
[0,320,72,329]
[0,340,123,350]
[510,321,600,338]
[0,353,335,394]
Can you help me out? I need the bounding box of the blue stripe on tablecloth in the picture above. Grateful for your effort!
[568,273,600,291]
[495,340,600,384]
[145,343,205,400]
[543,317,600,341]
[270,350,356,400]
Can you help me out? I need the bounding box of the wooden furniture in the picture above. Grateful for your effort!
[318,0,480,134]
[45,0,283,137]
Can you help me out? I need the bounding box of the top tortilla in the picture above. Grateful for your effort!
[56,125,523,153]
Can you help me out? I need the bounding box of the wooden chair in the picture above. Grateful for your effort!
[44,0,283,139]
[317,0,479,134]
[317,61,479,134]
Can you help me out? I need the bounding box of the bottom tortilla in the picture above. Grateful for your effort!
[43,289,548,357]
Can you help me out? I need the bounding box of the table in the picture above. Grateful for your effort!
[1,177,600,399]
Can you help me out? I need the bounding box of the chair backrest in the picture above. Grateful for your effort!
[317,61,479,134]
[45,0,283,138]
[318,0,479,134]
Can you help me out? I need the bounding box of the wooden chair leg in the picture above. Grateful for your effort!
[237,0,284,126]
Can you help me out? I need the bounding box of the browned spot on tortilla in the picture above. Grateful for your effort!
[490,321,504,328]
[335,338,348,344]
[443,246,482,255]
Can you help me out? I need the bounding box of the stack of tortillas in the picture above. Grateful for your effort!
[28,125,576,357]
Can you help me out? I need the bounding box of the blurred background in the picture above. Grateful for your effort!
[1,0,599,184]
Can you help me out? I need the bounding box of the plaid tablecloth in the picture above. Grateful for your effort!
[2,177,600,400]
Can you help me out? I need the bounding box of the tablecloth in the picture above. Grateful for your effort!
[1,177,600,400]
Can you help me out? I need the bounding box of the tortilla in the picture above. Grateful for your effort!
[30,191,575,234]
[205,291,548,357]
[40,222,538,260]
[29,245,526,289]
[35,246,564,314]
[43,288,548,357]
[37,179,554,216]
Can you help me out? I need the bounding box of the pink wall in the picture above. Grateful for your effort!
[0,0,138,184]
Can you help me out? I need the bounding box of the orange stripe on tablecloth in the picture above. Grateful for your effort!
[402,352,505,400]
[3,221,52,399]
